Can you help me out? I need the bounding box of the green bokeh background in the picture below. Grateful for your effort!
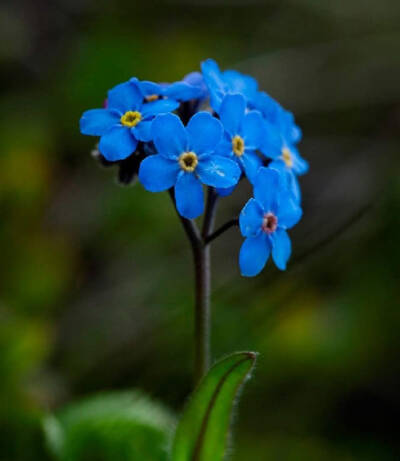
[1,0,400,459]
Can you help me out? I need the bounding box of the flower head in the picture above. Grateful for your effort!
[80,78,179,162]
[239,167,302,276]
[201,59,258,112]
[139,112,241,218]
[215,94,264,194]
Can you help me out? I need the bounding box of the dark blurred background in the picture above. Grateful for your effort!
[1,0,400,459]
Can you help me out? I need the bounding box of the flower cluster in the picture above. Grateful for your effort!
[80,59,308,276]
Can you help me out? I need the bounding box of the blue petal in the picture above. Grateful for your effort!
[107,79,143,112]
[152,113,188,159]
[253,167,281,213]
[239,233,271,277]
[99,125,137,161]
[164,82,203,101]
[289,172,302,203]
[187,112,223,155]
[239,198,263,237]
[132,120,153,142]
[183,72,208,99]
[242,111,264,149]
[259,121,283,160]
[215,135,233,157]
[201,59,225,111]
[291,124,302,144]
[222,70,258,104]
[219,94,245,136]
[138,80,163,97]
[290,146,309,175]
[268,158,286,172]
[216,185,236,197]
[240,152,263,183]
[277,187,303,229]
[270,161,302,203]
[197,155,240,188]
[142,99,179,118]
[210,91,225,113]
[184,71,204,87]
[271,228,291,270]
[138,154,179,192]
[201,59,224,90]
[175,172,204,219]
[80,109,120,136]
[278,108,302,144]
[254,91,281,124]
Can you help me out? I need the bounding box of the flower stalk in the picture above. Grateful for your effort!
[193,241,211,384]
[169,187,219,385]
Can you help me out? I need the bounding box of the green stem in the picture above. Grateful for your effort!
[204,218,238,245]
[193,242,210,384]
[169,187,219,386]
[194,188,218,381]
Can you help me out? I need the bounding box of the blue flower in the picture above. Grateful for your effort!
[139,72,206,103]
[215,94,264,195]
[80,78,179,162]
[259,102,308,202]
[239,167,302,276]
[201,59,258,112]
[139,112,241,219]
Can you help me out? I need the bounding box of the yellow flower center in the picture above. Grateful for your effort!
[120,111,142,127]
[232,135,245,157]
[179,151,198,172]
[146,94,159,102]
[282,147,293,167]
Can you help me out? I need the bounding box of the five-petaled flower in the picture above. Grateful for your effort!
[139,112,241,219]
[215,94,264,194]
[239,167,302,276]
[80,78,178,162]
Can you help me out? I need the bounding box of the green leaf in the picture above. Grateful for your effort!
[43,390,176,461]
[171,351,257,461]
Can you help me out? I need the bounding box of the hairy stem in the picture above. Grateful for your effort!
[169,188,219,385]
[191,188,218,383]
[193,242,210,384]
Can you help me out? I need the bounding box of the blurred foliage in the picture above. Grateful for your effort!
[44,391,175,461]
[0,0,400,460]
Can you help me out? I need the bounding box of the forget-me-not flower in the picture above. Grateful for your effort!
[80,78,179,162]
[201,59,258,112]
[139,112,241,219]
[239,167,302,276]
[215,94,264,195]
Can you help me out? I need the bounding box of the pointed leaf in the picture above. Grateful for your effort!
[171,351,257,461]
